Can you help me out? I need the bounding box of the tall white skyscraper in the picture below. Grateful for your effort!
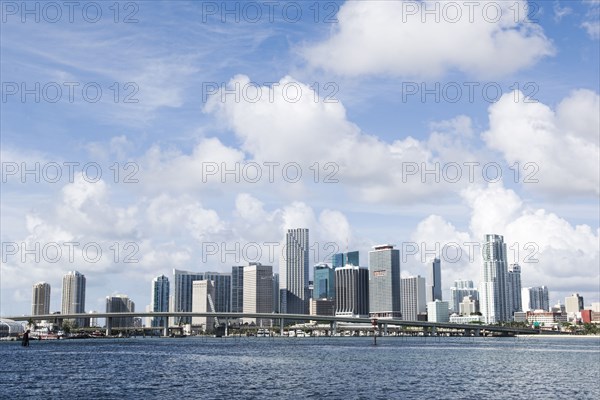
[151,275,170,327]
[62,271,87,327]
[522,286,549,311]
[507,264,522,315]
[427,257,442,302]
[280,228,309,315]
[479,234,511,324]
[243,263,273,326]
[32,282,51,316]
[369,245,401,319]
[401,276,427,321]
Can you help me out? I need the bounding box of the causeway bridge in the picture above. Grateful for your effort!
[3,312,539,337]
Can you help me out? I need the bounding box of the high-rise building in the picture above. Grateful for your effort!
[313,263,335,300]
[32,282,51,316]
[332,251,359,268]
[62,271,87,327]
[151,275,170,327]
[204,272,231,312]
[272,273,280,313]
[335,265,369,317]
[368,245,401,319]
[427,300,450,323]
[522,286,549,311]
[106,295,135,328]
[427,257,442,302]
[173,269,204,325]
[243,263,273,326]
[280,228,309,315]
[231,266,244,313]
[459,295,478,315]
[507,263,522,315]
[479,234,511,323]
[450,280,478,313]
[401,276,427,321]
[565,293,584,315]
[192,280,216,332]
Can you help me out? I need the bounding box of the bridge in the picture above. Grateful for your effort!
[3,312,539,337]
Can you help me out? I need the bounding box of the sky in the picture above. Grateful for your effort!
[1,0,599,317]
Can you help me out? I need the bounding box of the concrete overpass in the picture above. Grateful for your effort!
[3,312,539,337]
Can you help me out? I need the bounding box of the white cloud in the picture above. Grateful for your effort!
[482,89,600,196]
[582,0,600,39]
[302,0,554,79]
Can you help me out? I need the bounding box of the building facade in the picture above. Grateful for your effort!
[205,272,231,313]
[231,266,244,313]
[313,263,335,300]
[192,280,216,332]
[151,275,169,327]
[243,263,273,326]
[368,245,401,319]
[106,295,135,328]
[507,263,522,315]
[565,293,584,315]
[332,251,359,268]
[427,257,442,302]
[479,234,511,323]
[335,265,369,317]
[61,271,87,327]
[280,228,309,315]
[32,282,51,316]
[173,269,204,325]
[401,276,426,321]
[522,286,549,311]
[427,300,450,323]
[450,280,478,313]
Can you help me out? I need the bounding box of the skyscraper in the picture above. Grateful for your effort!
[272,273,280,313]
[450,280,478,313]
[32,282,50,316]
[368,245,401,319]
[243,263,273,326]
[565,293,584,315]
[335,265,369,317]
[332,251,359,268]
[479,234,511,324]
[173,269,204,324]
[192,280,215,332]
[151,275,170,327]
[62,271,87,327]
[106,295,135,328]
[313,263,335,300]
[507,263,522,315]
[280,228,309,315]
[231,266,244,313]
[522,286,549,311]
[204,272,231,312]
[427,257,442,302]
[401,276,427,321]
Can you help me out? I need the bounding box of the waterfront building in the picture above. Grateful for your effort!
[62,271,87,327]
[313,263,335,300]
[507,263,522,314]
[204,272,231,312]
[479,234,511,323]
[335,265,369,317]
[243,263,273,326]
[368,245,401,319]
[192,280,216,333]
[526,310,567,326]
[151,275,169,327]
[449,314,483,324]
[280,228,309,315]
[565,293,584,314]
[310,299,335,316]
[401,276,426,321]
[32,282,51,316]
[173,269,204,325]
[521,286,549,312]
[231,266,244,313]
[459,295,478,316]
[450,280,478,313]
[427,300,450,323]
[427,257,442,302]
[106,295,135,328]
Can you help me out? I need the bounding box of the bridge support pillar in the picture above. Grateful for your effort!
[464,329,471,337]
[474,328,481,337]
[106,317,112,336]
[431,326,437,336]
[330,321,337,336]
[225,318,228,337]
[163,323,168,337]
[280,318,284,337]
[384,324,388,336]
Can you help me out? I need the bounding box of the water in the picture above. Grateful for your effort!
[1,336,599,399]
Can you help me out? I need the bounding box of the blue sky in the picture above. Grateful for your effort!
[1,0,599,316]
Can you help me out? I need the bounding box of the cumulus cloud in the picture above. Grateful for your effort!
[302,0,554,79]
[482,89,600,196]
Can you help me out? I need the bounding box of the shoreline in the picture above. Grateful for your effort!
[516,334,600,339]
